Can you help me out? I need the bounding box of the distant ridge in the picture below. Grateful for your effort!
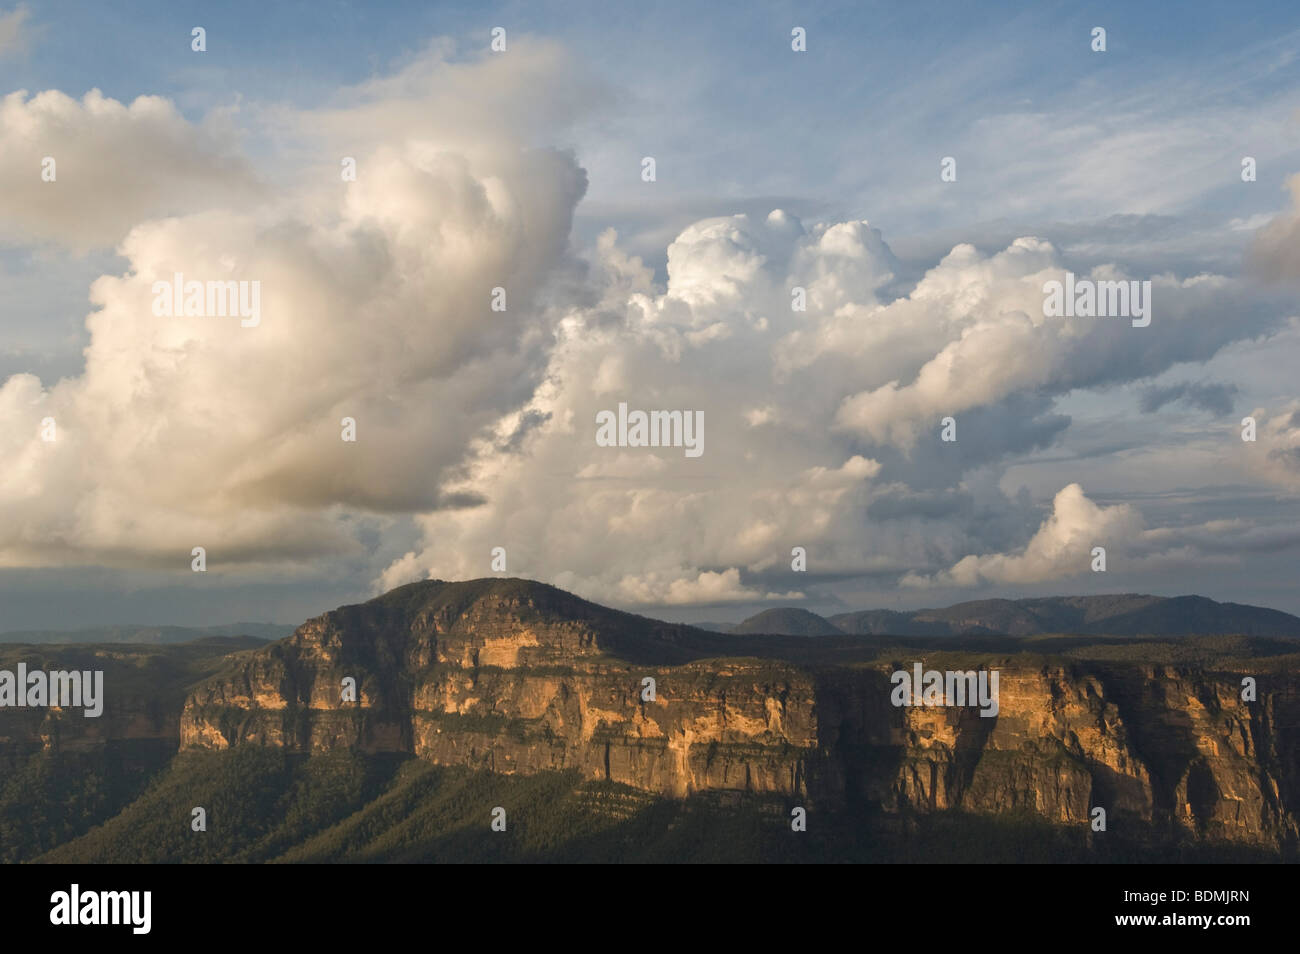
[731,607,842,636]
[725,593,1300,637]
[0,622,294,645]
[16,591,1298,642]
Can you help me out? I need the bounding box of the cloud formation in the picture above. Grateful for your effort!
[903,483,1143,587]
[0,88,261,248]
[0,39,1297,612]
[378,205,1293,605]
[1250,172,1300,280]
[0,46,591,569]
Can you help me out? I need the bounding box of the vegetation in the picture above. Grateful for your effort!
[33,750,1291,864]
[0,743,172,862]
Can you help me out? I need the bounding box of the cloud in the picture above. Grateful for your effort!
[0,88,261,249]
[1250,172,1300,280]
[371,213,916,605]
[298,37,610,161]
[904,477,1300,591]
[605,568,803,606]
[1243,401,1300,490]
[378,205,1287,606]
[0,47,593,570]
[1139,380,1238,415]
[2,37,1298,610]
[0,5,33,58]
[904,483,1144,587]
[828,243,1269,450]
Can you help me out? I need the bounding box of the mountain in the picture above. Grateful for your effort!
[828,593,1300,637]
[173,579,1300,849]
[5,579,1300,862]
[0,622,293,645]
[731,607,841,636]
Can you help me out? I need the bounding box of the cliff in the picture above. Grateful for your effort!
[179,579,1300,850]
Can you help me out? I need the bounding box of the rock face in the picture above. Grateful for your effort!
[180,579,1300,849]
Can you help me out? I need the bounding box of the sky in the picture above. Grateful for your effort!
[1,0,1299,630]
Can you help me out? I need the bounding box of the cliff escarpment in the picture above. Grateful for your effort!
[179,579,1300,850]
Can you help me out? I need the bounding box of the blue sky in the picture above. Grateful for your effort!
[2,1,1299,629]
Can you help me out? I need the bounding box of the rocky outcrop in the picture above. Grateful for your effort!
[178,579,1300,849]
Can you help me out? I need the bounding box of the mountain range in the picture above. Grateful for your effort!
[3,578,1298,863]
[9,593,1295,646]
[703,593,1300,638]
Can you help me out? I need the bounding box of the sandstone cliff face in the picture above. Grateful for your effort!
[181,581,822,799]
[179,580,1300,849]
